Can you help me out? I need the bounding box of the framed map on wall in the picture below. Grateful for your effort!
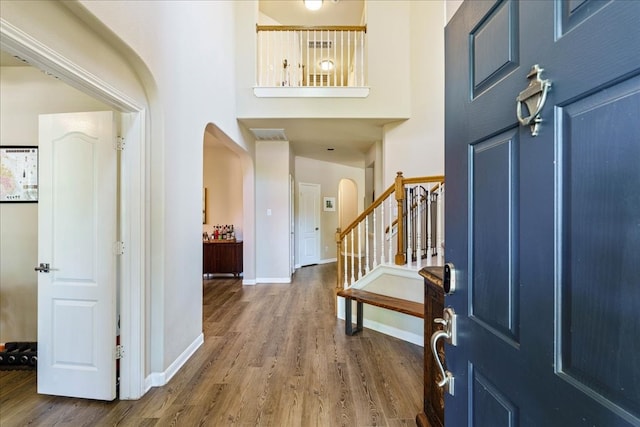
[0,146,39,202]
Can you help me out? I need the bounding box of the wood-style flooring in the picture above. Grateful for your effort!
[0,263,423,426]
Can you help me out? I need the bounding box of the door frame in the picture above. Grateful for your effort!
[1,20,146,399]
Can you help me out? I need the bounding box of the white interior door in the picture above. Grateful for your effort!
[37,111,117,400]
[299,182,320,266]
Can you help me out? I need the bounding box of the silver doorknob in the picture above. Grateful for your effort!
[430,307,457,396]
[34,263,50,273]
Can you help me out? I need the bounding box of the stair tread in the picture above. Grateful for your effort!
[337,288,424,318]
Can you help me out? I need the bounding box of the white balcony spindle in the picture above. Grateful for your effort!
[257,32,262,86]
[347,31,351,86]
[266,33,271,86]
[279,31,283,86]
[340,30,344,87]
[333,30,337,86]
[298,31,302,86]
[360,30,364,86]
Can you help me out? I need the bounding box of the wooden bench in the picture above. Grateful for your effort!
[337,288,424,335]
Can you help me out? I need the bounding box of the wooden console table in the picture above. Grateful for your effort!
[417,266,445,427]
[203,240,243,276]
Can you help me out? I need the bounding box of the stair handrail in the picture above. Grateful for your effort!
[336,172,445,290]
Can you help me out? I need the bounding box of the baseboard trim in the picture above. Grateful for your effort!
[256,277,291,284]
[295,258,337,270]
[242,279,257,285]
[361,318,423,347]
[144,333,204,392]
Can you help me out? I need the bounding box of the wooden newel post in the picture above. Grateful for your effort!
[394,172,406,265]
[335,228,343,290]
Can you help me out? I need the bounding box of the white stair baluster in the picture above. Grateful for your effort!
[389,197,393,265]
[380,200,385,265]
[357,222,362,279]
[343,237,348,288]
[365,214,370,273]
[427,188,433,257]
[373,208,378,268]
[350,228,355,285]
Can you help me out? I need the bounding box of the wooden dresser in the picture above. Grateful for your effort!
[203,240,243,276]
[417,266,445,427]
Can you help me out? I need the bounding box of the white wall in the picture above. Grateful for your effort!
[382,0,446,185]
[255,140,291,281]
[0,66,111,343]
[294,156,365,263]
[203,145,243,239]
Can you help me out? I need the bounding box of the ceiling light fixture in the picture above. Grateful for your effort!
[304,0,323,11]
[319,59,334,71]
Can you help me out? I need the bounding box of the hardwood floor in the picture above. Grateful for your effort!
[0,263,423,426]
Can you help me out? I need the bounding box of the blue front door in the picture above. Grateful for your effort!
[444,1,639,425]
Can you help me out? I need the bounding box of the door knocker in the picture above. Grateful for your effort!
[516,64,552,137]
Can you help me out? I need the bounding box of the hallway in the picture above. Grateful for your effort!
[0,263,423,426]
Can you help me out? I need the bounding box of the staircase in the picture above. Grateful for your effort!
[335,172,445,345]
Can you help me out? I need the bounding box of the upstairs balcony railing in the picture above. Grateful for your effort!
[256,25,367,88]
[336,173,445,290]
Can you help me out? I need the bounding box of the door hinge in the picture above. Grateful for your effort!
[115,136,125,151]
[115,344,124,360]
[114,241,125,255]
